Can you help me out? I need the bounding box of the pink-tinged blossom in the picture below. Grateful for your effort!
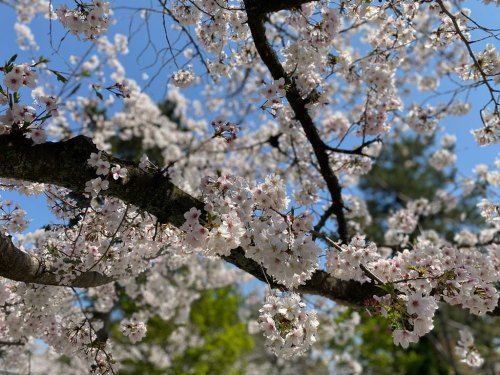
[471,111,499,146]
[2,64,38,92]
[84,177,109,197]
[392,329,419,349]
[87,151,102,167]
[3,71,23,92]
[261,77,286,101]
[429,149,457,171]
[172,67,197,88]
[326,235,380,283]
[455,329,484,368]
[95,159,111,176]
[183,207,201,225]
[30,128,47,144]
[139,154,150,171]
[111,164,128,180]
[258,294,318,359]
[120,317,147,344]
[406,294,438,318]
[412,317,434,337]
[39,96,58,116]
[57,1,110,40]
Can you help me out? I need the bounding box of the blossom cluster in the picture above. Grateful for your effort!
[358,103,390,136]
[120,315,148,344]
[477,199,499,224]
[330,154,373,177]
[471,111,500,146]
[2,63,37,92]
[56,1,110,40]
[326,235,380,283]
[406,104,440,135]
[182,174,320,288]
[322,217,499,351]
[428,149,457,171]
[455,44,500,82]
[384,208,419,246]
[85,151,128,197]
[258,293,318,359]
[321,307,361,346]
[365,290,439,350]
[172,66,197,88]
[362,233,499,351]
[0,61,58,143]
[0,215,238,374]
[260,77,287,113]
[211,116,239,142]
[0,199,29,233]
[455,329,484,368]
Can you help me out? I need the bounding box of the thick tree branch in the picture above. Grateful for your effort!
[244,5,349,243]
[1,134,497,315]
[0,134,381,308]
[244,0,318,15]
[0,340,25,346]
[0,133,203,227]
[0,231,113,287]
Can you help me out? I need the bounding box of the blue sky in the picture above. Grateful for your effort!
[0,0,498,233]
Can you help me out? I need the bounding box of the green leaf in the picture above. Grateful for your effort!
[34,56,50,66]
[50,70,68,83]
[38,114,53,123]
[62,258,82,265]
[67,83,81,97]
[6,54,17,66]
[92,85,103,100]
[376,283,395,294]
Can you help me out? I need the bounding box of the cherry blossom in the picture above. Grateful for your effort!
[258,293,318,359]
[392,329,419,349]
[0,0,498,372]
[455,329,484,367]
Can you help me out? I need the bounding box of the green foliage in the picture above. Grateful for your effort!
[115,286,254,375]
[168,288,254,375]
[356,309,499,375]
[354,133,496,374]
[356,314,450,375]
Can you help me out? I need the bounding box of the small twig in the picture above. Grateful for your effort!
[360,263,384,285]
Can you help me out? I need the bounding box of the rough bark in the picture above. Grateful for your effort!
[0,231,113,287]
[0,133,382,308]
[244,0,317,15]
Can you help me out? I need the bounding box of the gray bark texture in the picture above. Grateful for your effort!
[0,134,382,309]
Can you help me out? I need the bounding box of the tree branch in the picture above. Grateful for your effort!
[436,0,499,111]
[244,0,318,15]
[244,5,349,243]
[0,133,381,308]
[0,231,113,287]
[1,134,497,316]
[0,133,203,227]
